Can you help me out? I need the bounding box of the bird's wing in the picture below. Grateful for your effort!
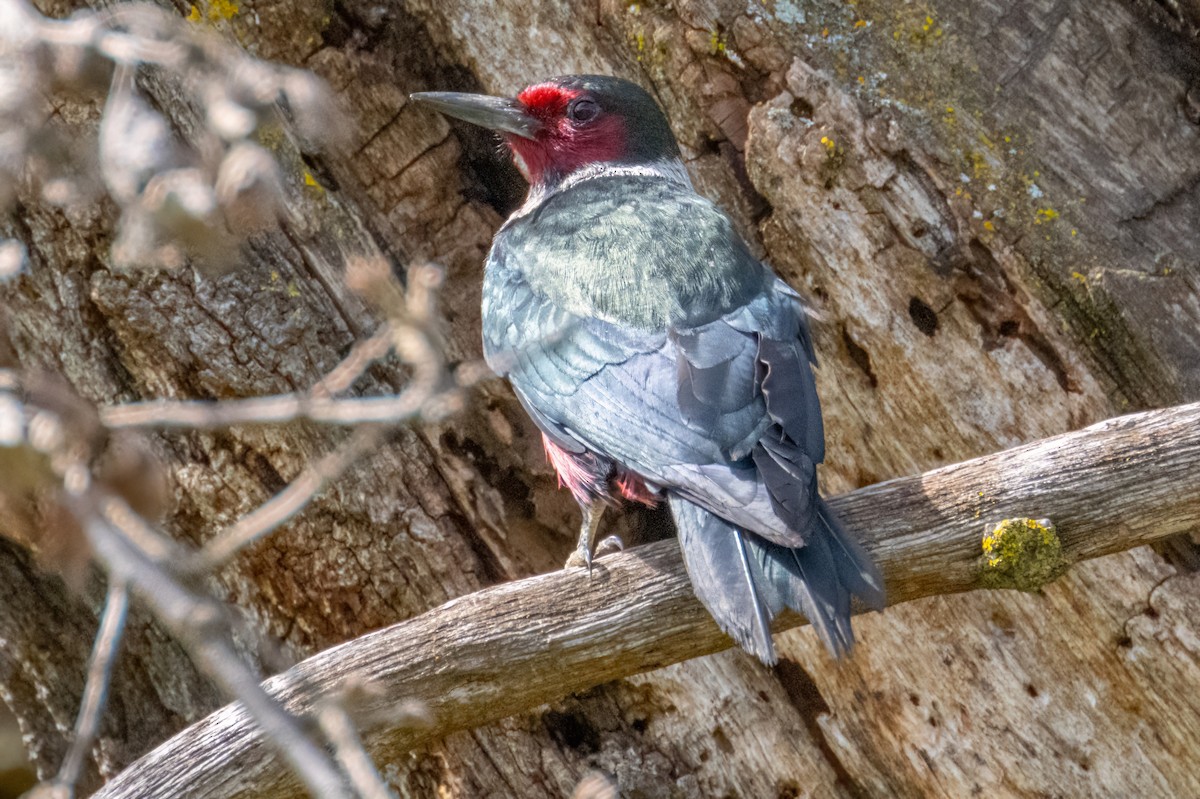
[487,270,826,548]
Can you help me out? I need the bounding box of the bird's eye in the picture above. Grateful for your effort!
[569,98,600,124]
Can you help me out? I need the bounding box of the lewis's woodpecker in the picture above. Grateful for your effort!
[413,75,884,663]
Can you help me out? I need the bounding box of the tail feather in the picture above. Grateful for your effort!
[672,498,778,663]
[815,497,886,610]
[671,494,884,663]
[777,531,853,657]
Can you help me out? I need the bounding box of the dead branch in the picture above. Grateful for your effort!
[52,580,129,796]
[93,401,1200,799]
[77,495,352,799]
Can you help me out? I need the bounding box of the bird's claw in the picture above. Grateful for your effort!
[595,535,624,558]
[563,535,624,572]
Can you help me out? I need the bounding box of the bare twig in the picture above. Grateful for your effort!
[78,494,352,799]
[99,385,435,430]
[53,580,130,797]
[191,425,383,570]
[315,685,395,799]
[6,4,464,797]
[95,493,177,563]
[91,402,1200,799]
[97,318,473,432]
[309,324,395,398]
[96,257,464,434]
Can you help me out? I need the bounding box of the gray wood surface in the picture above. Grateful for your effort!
[92,402,1200,798]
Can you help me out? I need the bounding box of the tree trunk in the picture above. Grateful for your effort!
[2,0,1199,797]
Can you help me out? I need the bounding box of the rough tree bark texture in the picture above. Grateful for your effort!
[1,0,1198,798]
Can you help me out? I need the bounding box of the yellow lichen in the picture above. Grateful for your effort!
[820,135,836,155]
[968,150,991,180]
[1034,207,1058,224]
[213,0,238,19]
[899,12,945,46]
[983,220,995,231]
[302,170,325,196]
[186,0,238,24]
[980,518,1066,592]
[709,30,727,55]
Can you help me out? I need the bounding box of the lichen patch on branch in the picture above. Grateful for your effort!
[980,517,1067,592]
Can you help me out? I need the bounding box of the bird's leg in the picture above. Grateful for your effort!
[564,503,606,571]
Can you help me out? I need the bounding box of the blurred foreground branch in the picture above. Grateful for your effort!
[1,1,495,793]
[3,252,472,798]
[92,402,1200,799]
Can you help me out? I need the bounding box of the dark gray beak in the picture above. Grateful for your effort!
[410,91,540,140]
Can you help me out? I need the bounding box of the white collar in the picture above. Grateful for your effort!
[509,159,693,220]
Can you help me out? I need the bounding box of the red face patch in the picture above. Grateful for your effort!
[507,83,627,185]
[517,83,576,122]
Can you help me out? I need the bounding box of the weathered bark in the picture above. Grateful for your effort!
[1,0,1198,798]
[90,402,1200,799]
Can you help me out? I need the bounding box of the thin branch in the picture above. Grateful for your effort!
[96,263,479,434]
[9,374,370,798]
[99,386,436,429]
[309,325,395,398]
[96,494,178,563]
[77,496,352,799]
[54,580,130,797]
[315,688,395,799]
[92,402,1200,799]
[96,319,442,432]
[191,425,383,571]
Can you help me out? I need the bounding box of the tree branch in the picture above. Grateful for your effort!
[94,402,1200,799]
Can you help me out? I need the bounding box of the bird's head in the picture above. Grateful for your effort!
[412,75,680,189]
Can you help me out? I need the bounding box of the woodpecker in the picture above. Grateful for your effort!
[413,75,884,663]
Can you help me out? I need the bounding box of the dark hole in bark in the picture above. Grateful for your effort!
[841,328,878,388]
[790,97,814,119]
[543,709,601,754]
[908,297,939,337]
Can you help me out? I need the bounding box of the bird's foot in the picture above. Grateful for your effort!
[563,535,624,572]
[564,543,593,570]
